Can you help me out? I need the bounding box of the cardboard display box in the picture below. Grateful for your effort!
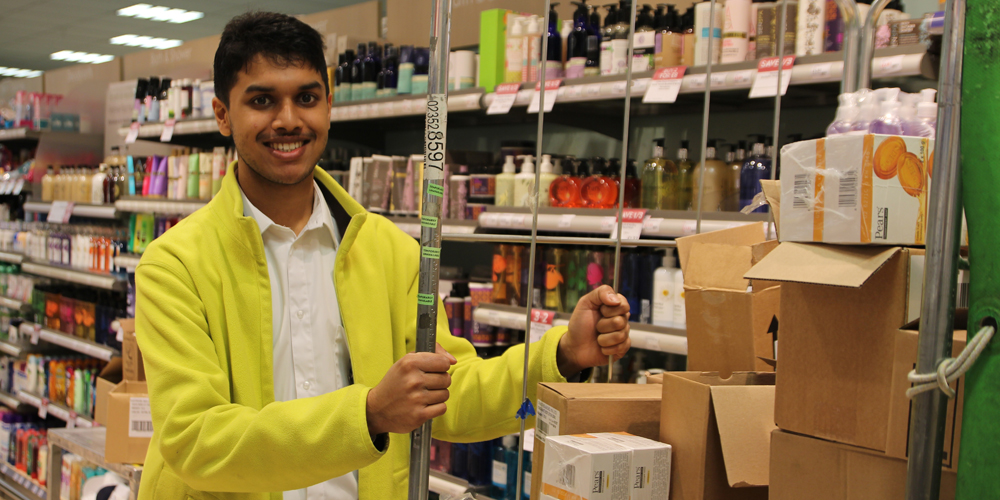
[105,381,152,464]
[94,357,123,427]
[660,372,776,500]
[677,223,780,376]
[119,318,145,382]
[770,430,957,500]
[531,383,662,500]
[779,134,935,245]
[745,243,938,455]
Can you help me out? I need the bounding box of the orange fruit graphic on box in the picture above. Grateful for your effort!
[874,136,906,180]
[897,152,925,197]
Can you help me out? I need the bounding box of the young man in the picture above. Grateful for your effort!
[135,11,631,500]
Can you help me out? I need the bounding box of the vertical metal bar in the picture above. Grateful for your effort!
[610,0,639,382]
[764,0,789,240]
[694,0,717,235]
[833,0,862,93]
[905,0,964,497]
[515,2,552,498]
[857,0,891,90]
[408,0,452,498]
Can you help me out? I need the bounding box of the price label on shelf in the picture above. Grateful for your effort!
[529,308,555,344]
[585,84,602,97]
[734,70,754,85]
[49,201,74,223]
[876,55,905,76]
[643,66,687,103]
[487,83,522,115]
[125,122,140,144]
[67,411,77,429]
[160,118,176,142]
[528,79,562,113]
[30,324,40,345]
[557,214,576,228]
[498,213,514,227]
[810,62,834,80]
[711,72,728,87]
[749,55,796,98]
[642,217,663,233]
[610,208,648,240]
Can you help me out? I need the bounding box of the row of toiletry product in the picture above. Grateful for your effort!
[0,410,49,487]
[827,87,937,138]
[4,91,72,131]
[0,222,128,275]
[4,356,106,421]
[430,435,532,500]
[332,42,480,101]
[132,77,215,123]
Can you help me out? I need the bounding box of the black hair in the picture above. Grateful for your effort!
[213,11,329,107]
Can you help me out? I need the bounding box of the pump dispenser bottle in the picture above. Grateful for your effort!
[655,4,682,67]
[567,2,592,78]
[675,140,695,210]
[725,142,745,210]
[581,158,618,208]
[550,158,583,207]
[692,140,727,212]
[641,139,679,209]
[739,137,772,212]
[903,89,937,138]
[495,156,517,207]
[514,155,537,207]
[611,0,631,74]
[600,4,619,75]
[537,155,558,207]
[632,5,657,71]
[827,92,859,135]
[505,17,526,82]
[547,5,565,79]
[523,16,542,82]
[680,7,696,66]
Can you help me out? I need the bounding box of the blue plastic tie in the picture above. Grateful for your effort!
[516,398,536,420]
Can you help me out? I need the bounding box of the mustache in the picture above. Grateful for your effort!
[257,131,317,142]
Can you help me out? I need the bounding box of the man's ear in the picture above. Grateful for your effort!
[212,96,232,137]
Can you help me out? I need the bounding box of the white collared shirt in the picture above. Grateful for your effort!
[241,181,356,500]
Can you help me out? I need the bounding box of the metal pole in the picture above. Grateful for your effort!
[408,0,452,497]
[764,0,789,240]
[610,0,639,382]
[833,0,862,93]
[693,0,718,235]
[514,1,552,498]
[857,0,891,90]
[442,233,679,247]
[904,0,964,497]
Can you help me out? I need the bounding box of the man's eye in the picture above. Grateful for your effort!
[251,96,271,106]
[300,94,317,104]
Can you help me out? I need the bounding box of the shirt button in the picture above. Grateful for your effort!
[296,310,305,319]
[302,380,311,390]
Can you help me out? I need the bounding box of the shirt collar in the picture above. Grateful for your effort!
[240,181,340,246]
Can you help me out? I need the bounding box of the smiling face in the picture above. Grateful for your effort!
[213,55,332,187]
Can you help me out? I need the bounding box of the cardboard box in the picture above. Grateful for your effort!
[770,430,957,500]
[541,435,631,500]
[105,381,152,464]
[591,433,672,500]
[677,223,780,376]
[659,372,775,500]
[479,9,510,93]
[387,0,544,49]
[531,383,662,500]
[94,357,123,427]
[779,134,935,245]
[119,319,145,382]
[745,243,929,452]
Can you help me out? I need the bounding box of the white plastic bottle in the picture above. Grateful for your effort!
[672,262,686,329]
[523,16,542,83]
[495,155,517,207]
[722,0,751,63]
[538,155,558,207]
[514,155,536,208]
[91,164,108,204]
[505,16,525,83]
[652,255,676,327]
[694,0,724,65]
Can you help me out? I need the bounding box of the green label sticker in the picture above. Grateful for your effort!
[421,246,441,259]
[417,293,436,306]
[427,183,444,197]
[421,215,438,228]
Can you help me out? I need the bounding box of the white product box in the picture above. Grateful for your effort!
[779,134,935,245]
[590,433,672,500]
[541,434,631,500]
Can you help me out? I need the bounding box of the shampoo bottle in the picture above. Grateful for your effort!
[692,139,727,212]
[600,3,619,75]
[547,6,565,79]
[522,16,542,82]
[623,159,642,208]
[903,89,937,138]
[868,88,903,135]
[675,140,695,210]
[397,46,414,95]
[652,253,677,327]
[505,16,526,83]
[655,5,682,68]
[537,155,558,207]
[680,7,696,66]
[567,3,592,79]
[549,158,583,207]
[641,139,679,210]
[611,0,631,74]
[826,92,859,135]
[514,155,536,208]
[694,0,724,65]
[632,5,657,72]
[739,138,772,212]
[722,0,751,63]
[495,155,517,207]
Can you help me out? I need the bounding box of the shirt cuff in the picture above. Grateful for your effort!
[371,432,389,452]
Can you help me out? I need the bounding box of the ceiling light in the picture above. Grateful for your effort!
[110,34,183,50]
[0,66,42,78]
[117,3,204,23]
[50,51,115,64]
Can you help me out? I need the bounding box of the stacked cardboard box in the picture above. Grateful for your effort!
[103,319,151,465]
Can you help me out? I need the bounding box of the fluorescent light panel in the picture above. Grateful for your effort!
[117,4,203,23]
[110,34,183,50]
[50,51,115,64]
[0,67,43,78]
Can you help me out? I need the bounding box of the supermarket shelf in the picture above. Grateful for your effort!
[115,117,220,139]
[385,216,478,239]
[114,197,207,216]
[15,390,93,428]
[0,391,21,410]
[0,461,45,500]
[19,323,119,361]
[48,428,142,483]
[0,340,22,357]
[477,208,767,238]
[23,202,118,220]
[21,262,126,291]
[0,251,24,264]
[0,297,24,310]
[428,470,495,500]
[0,128,42,142]
[474,303,687,355]
[114,253,142,271]
[330,89,484,122]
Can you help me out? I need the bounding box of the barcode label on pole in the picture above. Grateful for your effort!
[421,247,441,259]
[839,170,858,208]
[427,183,444,197]
[420,216,438,227]
[129,397,154,438]
[424,93,448,174]
[417,293,436,306]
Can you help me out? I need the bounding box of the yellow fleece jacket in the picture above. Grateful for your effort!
[134,166,569,500]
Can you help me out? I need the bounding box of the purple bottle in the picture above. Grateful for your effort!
[826,93,859,136]
[902,102,937,138]
[868,100,904,135]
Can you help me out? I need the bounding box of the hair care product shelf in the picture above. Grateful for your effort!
[0,390,21,411]
[23,202,118,220]
[477,208,767,239]
[18,323,118,362]
[330,89,485,122]
[0,340,22,357]
[385,216,478,239]
[0,459,46,500]
[47,428,143,494]
[114,197,208,216]
[20,262,126,292]
[473,303,687,355]
[15,390,93,429]
[0,128,42,142]
[428,469,496,500]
